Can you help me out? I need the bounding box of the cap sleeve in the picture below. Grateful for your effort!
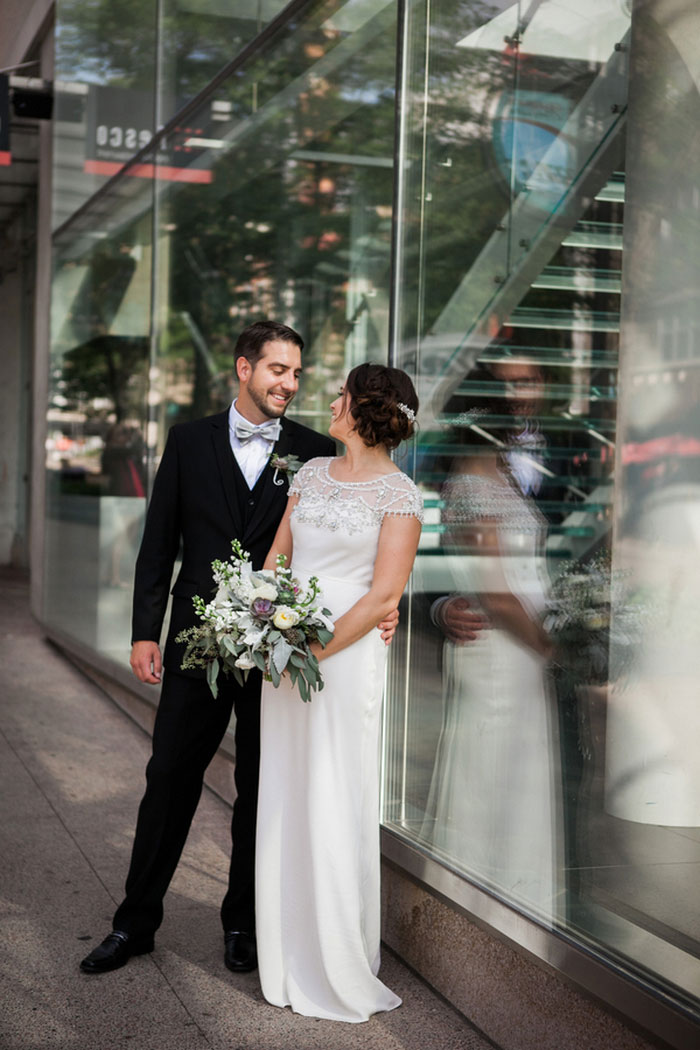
[380,473,424,525]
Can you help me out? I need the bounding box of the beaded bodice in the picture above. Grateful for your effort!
[290,457,424,535]
[442,472,542,537]
[441,470,548,614]
[287,457,423,590]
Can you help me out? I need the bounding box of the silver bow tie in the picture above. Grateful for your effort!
[233,418,282,444]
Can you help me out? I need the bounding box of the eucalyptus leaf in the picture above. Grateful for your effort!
[305,661,318,685]
[230,663,245,688]
[206,659,220,699]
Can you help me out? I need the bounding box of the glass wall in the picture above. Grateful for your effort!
[44,0,700,1032]
[45,0,398,664]
[383,0,700,1018]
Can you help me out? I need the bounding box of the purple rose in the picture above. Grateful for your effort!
[253,597,273,616]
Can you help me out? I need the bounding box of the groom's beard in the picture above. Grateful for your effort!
[247,384,295,420]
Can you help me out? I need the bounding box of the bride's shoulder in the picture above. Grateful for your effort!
[385,469,420,491]
[381,471,424,521]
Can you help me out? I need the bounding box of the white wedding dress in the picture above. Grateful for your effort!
[255,457,423,1023]
[423,472,562,921]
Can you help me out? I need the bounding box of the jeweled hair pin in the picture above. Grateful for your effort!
[397,402,416,423]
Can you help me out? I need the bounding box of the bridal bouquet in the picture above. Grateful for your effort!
[544,553,646,685]
[176,539,334,702]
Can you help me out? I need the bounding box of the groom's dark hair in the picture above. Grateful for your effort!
[234,320,304,367]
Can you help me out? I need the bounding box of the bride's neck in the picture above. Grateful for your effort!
[337,436,393,476]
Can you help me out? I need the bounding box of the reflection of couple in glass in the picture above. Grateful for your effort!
[80,321,423,1023]
[424,359,562,920]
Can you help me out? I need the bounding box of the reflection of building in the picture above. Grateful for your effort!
[1,1,699,1047]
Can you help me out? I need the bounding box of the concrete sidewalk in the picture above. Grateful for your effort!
[0,569,494,1050]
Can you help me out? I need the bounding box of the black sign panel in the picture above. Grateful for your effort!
[0,75,11,166]
[84,85,212,184]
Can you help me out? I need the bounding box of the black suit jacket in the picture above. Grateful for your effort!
[131,410,335,675]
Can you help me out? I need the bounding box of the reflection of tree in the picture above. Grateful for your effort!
[55,236,148,422]
[57,0,156,88]
[67,240,137,335]
[61,335,149,422]
[159,14,400,421]
[56,0,261,101]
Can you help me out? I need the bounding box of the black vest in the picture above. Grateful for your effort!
[230,445,271,530]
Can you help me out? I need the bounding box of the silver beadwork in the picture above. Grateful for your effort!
[442,474,540,534]
[397,402,416,423]
[289,458,424,535]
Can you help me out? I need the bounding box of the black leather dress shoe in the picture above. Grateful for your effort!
[79,930,155,974]
[224,930,257,973]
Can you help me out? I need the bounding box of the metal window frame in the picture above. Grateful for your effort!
[381,829,700,1050]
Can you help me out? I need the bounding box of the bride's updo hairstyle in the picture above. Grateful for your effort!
[345,363,418,451]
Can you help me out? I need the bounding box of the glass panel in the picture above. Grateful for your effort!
[53,0,292,228]
[44,153,155,665]
[603,0,700,1011]
[46,0,399,668]
[151,0,398,439]
[53,0,158,226]
[159,1,293,107]
[385,0,700,1014]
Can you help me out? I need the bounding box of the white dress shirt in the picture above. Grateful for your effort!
[228,400,278,489]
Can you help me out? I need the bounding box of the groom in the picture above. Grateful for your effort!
[80,321,337,976]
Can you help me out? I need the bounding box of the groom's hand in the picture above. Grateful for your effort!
[130,640,162,684]
[378,607,399,645]
[434,596,488,643]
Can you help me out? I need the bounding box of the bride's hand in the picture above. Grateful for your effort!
[377,607,399,645]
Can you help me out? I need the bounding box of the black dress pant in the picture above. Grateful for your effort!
[112,666,261,938]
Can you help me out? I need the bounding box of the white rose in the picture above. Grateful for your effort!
[250,582,278,602]
[235,652,256,670]
[272,606,300,629]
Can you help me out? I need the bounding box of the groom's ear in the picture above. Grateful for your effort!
[236,356,252,384]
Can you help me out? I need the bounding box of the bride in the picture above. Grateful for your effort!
[255,363,423,1023]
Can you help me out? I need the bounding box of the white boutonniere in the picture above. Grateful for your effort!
[270,452,303,486]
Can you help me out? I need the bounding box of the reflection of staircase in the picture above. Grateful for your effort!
[508,307,620,332]
[531,266,621,294]
[422,34,629,419]
[422,169,625,566]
